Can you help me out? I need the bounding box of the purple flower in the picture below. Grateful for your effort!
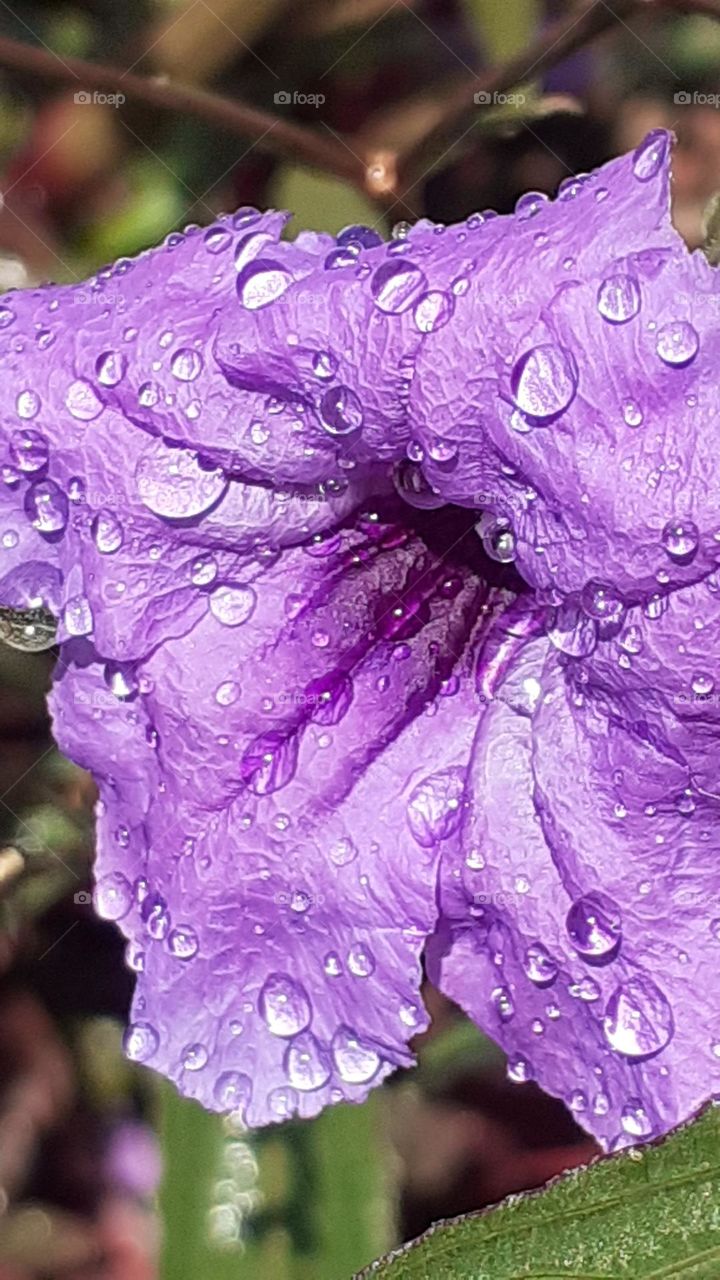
[0,129,717,1146]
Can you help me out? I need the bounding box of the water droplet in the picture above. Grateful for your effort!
[9,428,48,473]
[259,974,311,1037]
[24,480,68,534]
[190,556,217,587]
[63,594,93,636]
[523,942,559,988]
[566,891,622,962]
[171,348,203,382]
[620,1098,653,1136]
[507,1055,531,1083]
[632,129,669,182]
[135,440,228,519]
[123,1021,159,1063]
[661,517,699,563]
[267,1085,298,1118]
[331,1027,381,1084]
[183,1042,208,1071]
[491,986,515,1022]
[241,730,299,795]
[347,942,375,977]
[581,580,626,625]
[95,872,132,921]
[319,385,363,435]
[16,389,41,419]
[622,399,643,427]
[413,290,455,333]
[329,836,358,867]
[603,975,674,1059]
[406,767,465,847]
[204,226,233,254]
[569,976,600,1002]
[168,926,199,960]
[510,343,578,419]
[691,672,714,696]
[476,513,516,564]
[656,321,699,367]
[597,274,641,324]
[104,661,138,700]
[284,1032,331,1091]
[65,379,103,421]
[548,603,597,657]
[91,509,123,554]
[426,434,458,465]
[215,680,240,706]
[213,1071,251,1111]
[392,459,445,510]
[236,259,291,309]
[371,261,427,313]
[95,350,127,386]
[139,381,160,408]
[209,585,257,627]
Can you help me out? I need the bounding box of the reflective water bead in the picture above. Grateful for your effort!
[213,1071,251,1111]
[548,603,597,658]
[620,1098,653,1136]
[123,1021,159,1063]
[168,925,199,960]
[16,389,41,419]
[10,428,49,473]
[236,260,292,309]
[65,379,103,421]
[331,1027,381,1084]
[191,556,218,586]
[603,975,674,1059]
[655,321,699,367]
[259,974,311,1037]
[393,459,445,510]
[183,1043,208,1071]
[566,891,622,962]
[413,290,455,333]
[371,261,427,313]
[596,274,641,324]
[91,509,123,554]
[491,986,515,1022]
[95,872,133,921]
[95,350,127,386]
[215,680,240,706]
[632,129,669,181]
[523,942,559,988]
[284,1032,331,1091]
[24,480,68,534]
[347,942,375,977]
[171,348,203,382]
[135,440,228,519]
[319,385,363,435]
[63,594,94,636]
[406,767,465,847]
[209,585,257,627]
[510,343,578,419]
[661,518,699,562]
[622,399,643,427]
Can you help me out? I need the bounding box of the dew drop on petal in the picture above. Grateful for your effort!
[91,509,124,554]
[548,603,597,658]
[632,129,669,182]
[661,517,699,562]
[413,289,455,333]
[135,440,228,519]
[371,261,427,313]
[655,321,699,367]
[168,925,199,960]
[392,459,445,510]
[65,379,103,421]
[236,259,292,309]
[10,429,49,474]
[284,1032,331,1090]
[620,1098,653,1136]
[124,1021,159,1063]
[523,942,559,988]
[347,943,375,977]
[95,350,127,386]
[63,594,94,636]
[406,767,465,847]
[596,274,641,324]
[267,1086,299,1119]
[183,1043,208,1071]
[510,343,578,419]
[16,389,41,419]
[24,480,68,534]
[319,385,363,435]
[331,1027,381,1084]
[94,872,133,921]
[491,986,515,1022]
[603,976,674,1059]
[209,585,257,627]
[171,348,203,382]
[566,891,622,961]
[259,974,312,1037]
[213,1071,251,1111]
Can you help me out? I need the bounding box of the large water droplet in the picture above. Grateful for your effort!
[371,261,427,313]
[16,389,41,420]
[347,942,375,977]
[632,129,669,182]
[91,509,124,554]
[213,1071,251,1111]
[168,925,199,960]
[0,606,57,652]
[10,429,49,474]
[236,259,291,309]
[319,385,363,435]
[135,440,228,519]
[183,1043,208,1071]
[548,603,597,657]
[566,891,622,962]
[259,974,312,1037]
[661,517,699,563]
[596,274,641,324]
[510,344,578,419]
[392,459,445,510]
[124,1021,159,1062]
[95,872,133,921]
[656,321,699,367]
[620,1098,653,1136]
[523,942,559,988]
[95,350,127,386]
[171,348,203,382]
[406,767,465,847]
[64,594,94,636]
[603,975,674,1059]
[284,1032,331,1091]
[413,290,455,333]
[241,730,299,795]
[491,985,515,1022]
[65,379,103,421]
[581,580,626,626]
[24,480,68,534]
[209,584,257,627]
[331,1027,381,1084]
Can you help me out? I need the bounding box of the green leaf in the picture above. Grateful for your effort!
[269,166,382,237]
[361,1104,720,1279]
[462,0,540,62]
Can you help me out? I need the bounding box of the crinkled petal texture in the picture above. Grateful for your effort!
[0,130,718,1142]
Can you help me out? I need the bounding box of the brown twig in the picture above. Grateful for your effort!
[0,0,718,206]
[0,35,362,187]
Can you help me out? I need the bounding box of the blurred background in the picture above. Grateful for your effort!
[0,1,718,1276]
